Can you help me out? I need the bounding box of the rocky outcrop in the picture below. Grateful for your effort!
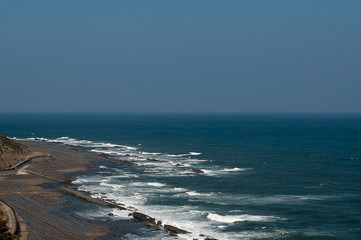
[191,169,204,174]
[146,158,166,162]
[57,186,220,239]
[129,212,193,237]
[164,224,190,236]
[130,212,162,229]
[58,186,126,210]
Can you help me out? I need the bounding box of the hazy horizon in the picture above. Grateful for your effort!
[1,1,361,113]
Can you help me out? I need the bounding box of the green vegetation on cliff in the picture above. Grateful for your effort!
[0,210,18,240]
[0,134,32,170]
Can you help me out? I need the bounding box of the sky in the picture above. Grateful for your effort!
[1,0,361,113]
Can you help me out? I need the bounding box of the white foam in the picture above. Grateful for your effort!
[72,175,104,184]
[72,178,87,184]
[167,152,202,157]
[140,152,161,155]
[186,191,214,197]
[26,137,50,141]
[57,136,69,140]
[110,208,132,220]
[90,149,127,156]
[126,205,231,240]
[23,136,290,239]
[200,169,214,175]
[197,193,341,208]
[207,213,281,223]
[167,154,189,157]
[222,167,250,172]
[93,143,124,148]
[73,176,287,240]
[189,152,202,155]
[198,167,251,177]
[124,146,137,150]
[120,174,139,178]
[229,210,243,213]
[187,159,208,163]
[248,194,338,204]
[24,136,138,152]
[147,182,166,187]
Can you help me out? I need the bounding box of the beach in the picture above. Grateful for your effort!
[0,140,171,240]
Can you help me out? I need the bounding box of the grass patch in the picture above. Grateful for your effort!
[0,135,24,154]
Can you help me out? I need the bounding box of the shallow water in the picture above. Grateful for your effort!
[1,113,361,239]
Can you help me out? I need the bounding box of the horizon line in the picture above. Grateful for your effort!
[0,111,360,115]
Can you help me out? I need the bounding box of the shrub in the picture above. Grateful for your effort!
[0,210,19,240]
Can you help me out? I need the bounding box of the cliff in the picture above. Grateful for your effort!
[0,134,32,170]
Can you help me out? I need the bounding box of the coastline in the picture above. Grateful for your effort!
[0,140,200,240]
[0,140,114,239]
[1,114,360,240]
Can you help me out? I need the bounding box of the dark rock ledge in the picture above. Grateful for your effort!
[58,186,218,239]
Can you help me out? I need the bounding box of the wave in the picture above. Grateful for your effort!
[72,175,104,184]
[23,137,210,171]
[189,152,202,155]
[186,191,214,197]
[23,136,135,150]
[207,213,282,223]
[167,154,189,157]
[222,167,250,172]
[22,135,275,239]
[200,193,340,207]
[147,182,166,187]
[200,167,251,176]
[140,152,162,155]
[112,173,139,178]
[167,152,202,158]
[90,149,127,156]
[72,172,289,240]
[173,187,187,192]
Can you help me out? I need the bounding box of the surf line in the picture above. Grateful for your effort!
[58,186,217,240]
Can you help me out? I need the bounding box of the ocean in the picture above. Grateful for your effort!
[1,113,360,239]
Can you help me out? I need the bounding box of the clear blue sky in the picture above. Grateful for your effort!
[1,0,360,112]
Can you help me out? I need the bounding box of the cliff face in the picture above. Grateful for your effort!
[0,134,32,170]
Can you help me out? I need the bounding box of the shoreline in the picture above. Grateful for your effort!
[0,140,114,239]
[0,140,213,239]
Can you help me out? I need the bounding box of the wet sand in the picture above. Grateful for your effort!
[0,141,126,240]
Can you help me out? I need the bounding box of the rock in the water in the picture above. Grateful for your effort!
[164,224,190,235]
[108,213,114,216]
[146,158,165,162]
[191,169,204,174]
[131,212,160,228]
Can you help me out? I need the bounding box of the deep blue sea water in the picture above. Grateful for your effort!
[1,113,360,240]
